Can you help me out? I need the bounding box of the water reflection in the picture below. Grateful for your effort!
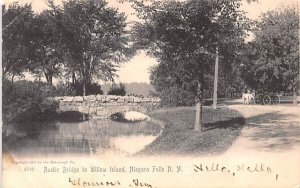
[3,118,161,157]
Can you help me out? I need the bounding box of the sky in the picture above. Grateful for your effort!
[2,0,299,83]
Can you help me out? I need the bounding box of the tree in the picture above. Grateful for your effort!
[68,82,103,96]
[2,3,34,82]
[50,0,133,95]
[241,7,299,103]
[131,0,249,131]
[108,83,126,96]
[29,10,64,85]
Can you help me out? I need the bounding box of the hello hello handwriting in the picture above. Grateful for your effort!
[193,163,279,181]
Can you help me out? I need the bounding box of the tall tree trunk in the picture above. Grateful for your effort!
[11,72,15,83]
[225,83,228,98]
[224,75,228,98]
[212,46,219,109]
[194,81,203,132]
[72,72,76,84]
[293,85,297,105]
[44,71,53,86]
[80,69,87,96]
[194,101,203,132]
[83,80,86,96]
[44,71,49,84]
[294,1,300,104]
[49,74,53,86]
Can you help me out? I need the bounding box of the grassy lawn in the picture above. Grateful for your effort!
[139,106,245,156]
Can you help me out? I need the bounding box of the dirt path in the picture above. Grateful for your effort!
[219,105,300,187]
[226,104,300,154]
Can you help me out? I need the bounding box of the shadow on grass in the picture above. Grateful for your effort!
[138,106,245,156]
[243,111,300,152]
[203,117,245,131]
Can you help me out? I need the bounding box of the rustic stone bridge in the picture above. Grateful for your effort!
[52,95,160,118]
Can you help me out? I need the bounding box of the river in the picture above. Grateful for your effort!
[2,115,162,157]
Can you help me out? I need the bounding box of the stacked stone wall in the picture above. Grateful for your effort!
[51,95,160,118]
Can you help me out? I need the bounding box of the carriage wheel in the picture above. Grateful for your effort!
[263,95,271,105]
[255,97,262,105]
[273,95,280,104]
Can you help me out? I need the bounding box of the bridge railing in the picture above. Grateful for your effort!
[50,95,161,103]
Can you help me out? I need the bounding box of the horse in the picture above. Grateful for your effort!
[242,92,255,104]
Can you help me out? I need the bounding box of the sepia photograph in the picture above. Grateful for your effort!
[1,0,300,187]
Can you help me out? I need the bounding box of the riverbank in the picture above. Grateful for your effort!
[139,106,245,156]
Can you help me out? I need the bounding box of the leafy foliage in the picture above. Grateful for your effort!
[240,7,299,93]
[69,82,104,96]
[54,83,76,96]
[28,10,65,85]
[156,86,196,107]
[2,79,59,123]
[108,83,126,96]
[2,3,35,80]
[48,0,134,95]
[2,0,135,94]
[131,0,249,106]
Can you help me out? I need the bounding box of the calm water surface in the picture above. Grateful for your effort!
[3,118,162,157]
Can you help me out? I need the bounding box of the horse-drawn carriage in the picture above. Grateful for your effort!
[253,89,281,105]
[243,89,281,105]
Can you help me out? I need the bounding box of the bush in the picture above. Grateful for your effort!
[2,79,58,123]
[157,86,196,107]
[55,83,76,96]
[43,82,103,97]
[69,82,103,96]
[108,83,126,96]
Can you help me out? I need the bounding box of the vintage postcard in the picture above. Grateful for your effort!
[2,0,300,187]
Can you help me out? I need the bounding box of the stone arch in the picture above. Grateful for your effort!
[52,95,160,118]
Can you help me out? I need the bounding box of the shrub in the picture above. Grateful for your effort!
[2,79,58,123]
[69,82,103,96]
[45,82,104,96]
[55,83,76,96]
[108,83,126,96]
[158,86,196,107]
